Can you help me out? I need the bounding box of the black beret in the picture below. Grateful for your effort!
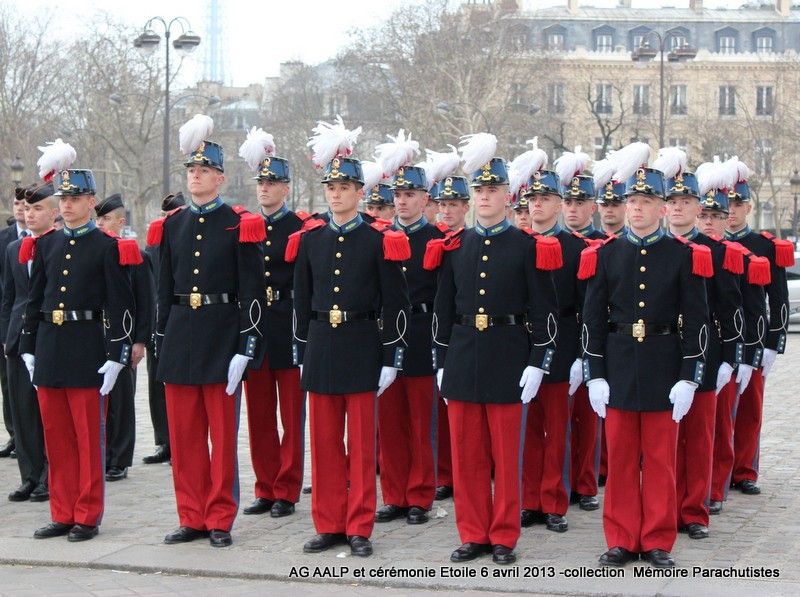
[95,193,124,217]
[161,192,185,212]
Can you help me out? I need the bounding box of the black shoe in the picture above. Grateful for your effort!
[270,499,295,518]
[0,439,13,458]
[68,524,98,542]
[34,521,72,539]
[435,485,453,500]
[375,504,409,522]
[686,523,709,539]
[599,546,638,567]
[492,544,516,565]
[598,474,607,487]
[406,506,429,524]
[733,479,761,495]
[209,529,232,547]
[164,526,209,544]
[303,533,348,553]
[349,535,373,557]
[521,509,546,527]
[243,497,274,515]
[545,513,568,533]
[9,449,16,459]
[29,482,49,502]
[450,542,491,562]
[105,466,128,482]
[302,485,312,494]
[578,495,599,511]
[709,500,723,515]
[8,480,36,502]
[142,445,170,464]
[641,548,675,568]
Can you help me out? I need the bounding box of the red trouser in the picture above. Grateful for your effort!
[377,375,436,509]
[710,378,737,501]
[38,387,107,527]
[521,382,571,515]
[569,384,601,497]
[676,390,716,527]
[436,395,453,488]
[599,419,608,479]
[604,408,678,553]
[733,368,764,483]
[449,400,522,548]
[244,357,305,503]
[165,383,240,531]
[309,391,376,537]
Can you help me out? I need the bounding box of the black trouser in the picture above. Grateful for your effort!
[7,355,46,484]
[0,354,12,440]
[106,366,136,469]
[146,346,169,448]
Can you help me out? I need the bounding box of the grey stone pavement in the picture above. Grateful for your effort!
[0,335,799,596]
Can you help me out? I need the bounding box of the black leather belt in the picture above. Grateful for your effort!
[610,322,679,338]
[560,306,578,318]
[43,310,104,325]
[410,302,434,314]
[266,287,293,302]
[173,293,238,309]
[458,313,525,331]
[313,309,378,325]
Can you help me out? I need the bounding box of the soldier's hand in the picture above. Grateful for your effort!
[131,342,146,369]
[225,354,251,395]
[715,362,734,395]
[519,366,544,404]
[587,378,609,418]
[736,364,755,394]
[761,348,778,378]
[98,360,125,396]
[568,358,584,395]
[377,366,398,397]
[669,380,697,423]
[22,353,35,383]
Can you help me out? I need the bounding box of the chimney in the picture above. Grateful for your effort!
[689,0,703,12]
[618,0,632,7]
[567,0,579,14]
[776,0,790,17]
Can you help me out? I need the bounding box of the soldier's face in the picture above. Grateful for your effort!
[513,208,531,228]
[626,194,666,233]
[473,185,510,223]
[697,210,728,237]
[562,198,596,230]
[529,193,561,226]
[324,181,364,218]
[438,199,469,229]
[13,198,26,224]
[186,164,224,200]
[256,179,289,211]
[393,189,427,223]
[365,203,395,219]
[59,194,96,227]
[24,199,58,235]
[96,210,125,234]
[666,195,701,229]
[423,198,439,223]
[727,200,752,230]
[598,202,626,229]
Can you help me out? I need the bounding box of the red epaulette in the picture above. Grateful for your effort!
[295,210,312,221]
[746,253,771,286]
[673,235,713,277]
[520,227,563,271]
[231,205,267,243]
[423,227,464,270]
[571,230,603,248]
[145,208,182,246]
[372,223,411,261]
[284,218,326,262]
[577,235,615,280]
[372,217,393,229]
[434,221,451,234]
[708,235,745,275]
[101,229,145,266]
[18,228,56,264]
[760,231,795,267]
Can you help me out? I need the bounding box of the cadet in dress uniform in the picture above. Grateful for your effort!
[581,165,710,568]
[94,193,155,482]
[431,145,560,565]
[21,148,136,542]
[291,143,410,557]
[521,170,591,532]
[725,174,792,495]
[142,192,186,465]
[374,164,442,525]
[153,116,267,548]
[364,182,396,221]
[436,175,470,232]
[596,182,628,237]
[1,183,56,503]
[237,137,306,519]
[512,192,532,228]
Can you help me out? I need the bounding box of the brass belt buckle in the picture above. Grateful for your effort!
[52,310,64,326]
[189,293,202,309]
[329,309,342,325]
[475,314,488,331]
[632,322,645,339]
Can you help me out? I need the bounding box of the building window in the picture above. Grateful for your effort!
[670,85,688,115]
[719,86,736,116]
[669,35,687,51]
[548,83,565,114]
[633,84,650,115]
[718,36,736,54]
[510,82,527,105]
[669,138,688,152]
[756,36,773,54]
[756,86,774,116]
[596,34,613,53]
[594,137,612,161]
[632,34,645,51]
[547,33,564,51]
[755,139,773,176]
[595,84,613,115]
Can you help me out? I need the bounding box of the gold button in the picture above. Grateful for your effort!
[266,241,272,246]
[267,225,273,232]
[641,249,647,255]
[478,307,485,313]
[69,240,76,245]
[195,251,200,257]
[402,266,407,272]
[333,304,339,309]
[482,255,488,261]
[265,272,271,277]
[639,284,645,290]
[60,286,66,292]
[192,286,198,292]
[640,266,646,272]
[331,323,338,328]
[638,301,645,307]
[333,286,340,292]
[637,337,644,343]
[199,217,205,223]
[334,269,340,275]
[338,236,345,242]
[484,239,491,245]
[479,289,486,295]
[196,234,202,240]
[65,254,71,260]
[62,270,68,275]
[58,303,64,308]
[638,319,644,324]
[193,269,199,274]
[265,256,270,262]
[336,252,342,258]
[480,272,487,278]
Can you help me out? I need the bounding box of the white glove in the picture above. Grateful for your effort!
[568,358,584,395]
[98,360,125,396]
[669,380,697,423]
[22,353,35,383]
[715,362,734,395]
[436,368,444,390]
[761,348,778,378]
[299,364,303,377]
[736,364,755,394]
[225,354,251,395]
[377,366,398,397]
[587,378,610,418]
[519,366,544,404]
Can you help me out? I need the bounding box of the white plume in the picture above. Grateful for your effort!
[592,158,616,189]
[424,145,461,187]
[307,115,362,168]
[608,142,652,185]
[361,160,384,192]
[238,127,276,172]
[554,145,591,187]
[179,114,214,155]
[459,133,497,175]
[652,147,688,180]
[729,156,750,183]
[696,156,735,195]
[37,138,77,181]
[375,129,420,177]
[509,138,549,197]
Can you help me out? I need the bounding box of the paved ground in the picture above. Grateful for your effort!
[0,337,798,596]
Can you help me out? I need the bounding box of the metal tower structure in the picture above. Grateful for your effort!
[201,0,228,83]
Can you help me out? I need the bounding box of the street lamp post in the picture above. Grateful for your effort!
[632,31,697,148]
[134,17,201,198]
[790,170,800,244]
[436,100,541,134]
[10,157,25,186]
